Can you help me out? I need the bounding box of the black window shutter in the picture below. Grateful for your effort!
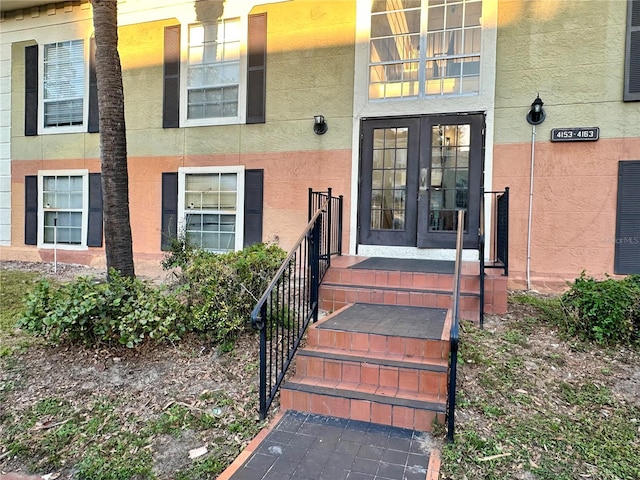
[244,169,264,247]
[161,172,179,251]
[88,38,99,133]
[163,25,181,128]
[24,45,38,137]
[24,175,37,245]
[246,13,267,124]
[624,0,640,101]
[87,173,103,247]
[614,160,640,274]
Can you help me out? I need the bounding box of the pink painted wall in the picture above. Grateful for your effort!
[7,150,352,276]
[493,137,640,290]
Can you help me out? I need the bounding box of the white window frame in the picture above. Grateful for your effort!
[180,16,248,127]
[178,166,245,252]
[37,169,89,250]
[368,0,483,100]
[38,38,90,135]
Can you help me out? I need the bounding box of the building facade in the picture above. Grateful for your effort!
[0,0,638,288]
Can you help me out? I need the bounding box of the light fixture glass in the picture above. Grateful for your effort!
[313,115,328,135]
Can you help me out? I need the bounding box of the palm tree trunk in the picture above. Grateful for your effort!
[91,0,135,278]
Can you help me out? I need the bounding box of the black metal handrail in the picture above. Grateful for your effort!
[479,187,509,328]
[309,188,344,268]
[447,209,465,443]
[251,190,342,420]
[484,188,509,275]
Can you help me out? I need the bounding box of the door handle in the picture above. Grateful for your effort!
[419,168,429,191]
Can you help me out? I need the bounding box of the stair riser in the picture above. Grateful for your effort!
[280,389,445,432]
[296,356,448,398]
[322,268,481,293]
[319,286,479,321]
[306,329,450,360]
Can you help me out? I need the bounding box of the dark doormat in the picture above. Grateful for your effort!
[350,257,455,274]
[316,303,447,340]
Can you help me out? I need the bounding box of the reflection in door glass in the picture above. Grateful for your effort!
[429,124,470,232]
[370,127,408,230]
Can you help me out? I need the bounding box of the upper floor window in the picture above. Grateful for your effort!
[624,0,640,101]
[42,40,86,130]
[185,18,243,124]
[369,0,482,100]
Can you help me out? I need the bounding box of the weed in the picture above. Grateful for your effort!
[174,453,227,480]
[558,381,613,406]
[502,329,527,346]
[75,433,154,480]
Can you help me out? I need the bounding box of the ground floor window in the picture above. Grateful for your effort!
[38,170,89,248]
[615,160,640,274]
[178,166,245,252]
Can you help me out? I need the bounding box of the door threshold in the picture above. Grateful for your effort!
[356,245,479,262]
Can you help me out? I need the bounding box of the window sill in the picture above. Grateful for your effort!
[37,244,89,251]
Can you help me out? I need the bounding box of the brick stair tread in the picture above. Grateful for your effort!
[298,346,448,371]
[283,379,446,413]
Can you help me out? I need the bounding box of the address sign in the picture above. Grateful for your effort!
[550,127,599,142]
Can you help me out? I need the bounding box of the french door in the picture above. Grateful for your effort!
[358,114,483,249]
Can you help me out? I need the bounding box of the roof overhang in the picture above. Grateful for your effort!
[1,1,54,13]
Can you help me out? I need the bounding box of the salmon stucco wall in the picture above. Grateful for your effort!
[493,0,640,289]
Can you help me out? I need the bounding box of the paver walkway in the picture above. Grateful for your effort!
[221,410,441,480]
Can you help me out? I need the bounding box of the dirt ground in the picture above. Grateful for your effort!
[474,302,640,410]
[0,261,271,479]
[2,261,639,480]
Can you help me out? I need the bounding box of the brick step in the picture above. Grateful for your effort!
[280,379,446,432]
[319,284,480,321]
[322,267,481,293]
[306,323,451,361]
[296,348,448,397]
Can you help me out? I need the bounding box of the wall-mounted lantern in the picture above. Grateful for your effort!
[526,95,546,125]
[313,115,328,135]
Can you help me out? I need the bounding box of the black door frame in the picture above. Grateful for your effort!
[357,112,485,250]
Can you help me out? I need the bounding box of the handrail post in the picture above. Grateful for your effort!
[326,188,332,268]
[310,217,320,323]
[338,195,343,255]
[503,187,509,276]
[258,302,268,419]
[308,188,313,222]
[479,187,485,330]
[447,210,464,443]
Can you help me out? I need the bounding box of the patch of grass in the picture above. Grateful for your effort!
[75,433,154,480]
[146,402,222,437]
[558,381,613,406]
[510,292,565,324]
[174,452,227,480]
[0,270,41,332]
[502,328,527,346]
[0,270,42,355]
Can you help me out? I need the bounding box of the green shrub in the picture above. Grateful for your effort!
[17,270,186,348]
[561,272,640,346]
[161,231,199,271]
[176,243,286,343]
